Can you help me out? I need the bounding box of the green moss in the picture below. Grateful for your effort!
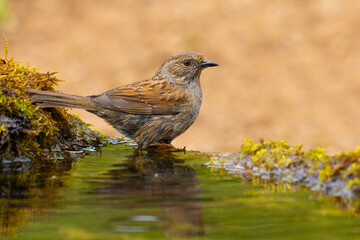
[207,139,360,199]
[0,38,108,161]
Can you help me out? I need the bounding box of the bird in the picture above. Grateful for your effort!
[29,51,218,149]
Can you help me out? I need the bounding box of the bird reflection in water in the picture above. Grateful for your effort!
[90,147,205,238]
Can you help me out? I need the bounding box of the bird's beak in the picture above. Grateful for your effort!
[200,59,219,68]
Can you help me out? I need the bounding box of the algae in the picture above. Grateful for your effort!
[0,37,110,162]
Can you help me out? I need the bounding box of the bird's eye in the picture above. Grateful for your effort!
[183,60,191,66]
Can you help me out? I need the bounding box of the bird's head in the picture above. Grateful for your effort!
[157,51,218,86]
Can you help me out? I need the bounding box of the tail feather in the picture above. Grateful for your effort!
[28,89,94,110]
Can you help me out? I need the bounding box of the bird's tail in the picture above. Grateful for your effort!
[28,89,95,110]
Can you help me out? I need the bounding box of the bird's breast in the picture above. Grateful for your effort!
[178,83,202,121]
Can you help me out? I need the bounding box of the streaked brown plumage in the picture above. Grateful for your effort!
[29,51,218,148]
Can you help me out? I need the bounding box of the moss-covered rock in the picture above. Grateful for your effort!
[207,139,360,200]
[0,38,109,162]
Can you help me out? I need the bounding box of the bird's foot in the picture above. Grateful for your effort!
[146,143,186,153]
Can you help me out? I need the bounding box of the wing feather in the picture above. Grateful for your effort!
[90,79,186,115]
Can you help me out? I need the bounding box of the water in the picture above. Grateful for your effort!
[1,144,360,239]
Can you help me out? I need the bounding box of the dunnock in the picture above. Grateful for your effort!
[29,51,218,148]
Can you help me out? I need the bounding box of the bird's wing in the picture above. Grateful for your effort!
[90,79,187,115]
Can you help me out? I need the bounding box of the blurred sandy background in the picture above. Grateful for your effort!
[1,0,360,153]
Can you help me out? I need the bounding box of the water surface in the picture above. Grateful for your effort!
[1,144,360,239]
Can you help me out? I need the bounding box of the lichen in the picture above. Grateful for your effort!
[207,139,360,200]
[0,37,110,162]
